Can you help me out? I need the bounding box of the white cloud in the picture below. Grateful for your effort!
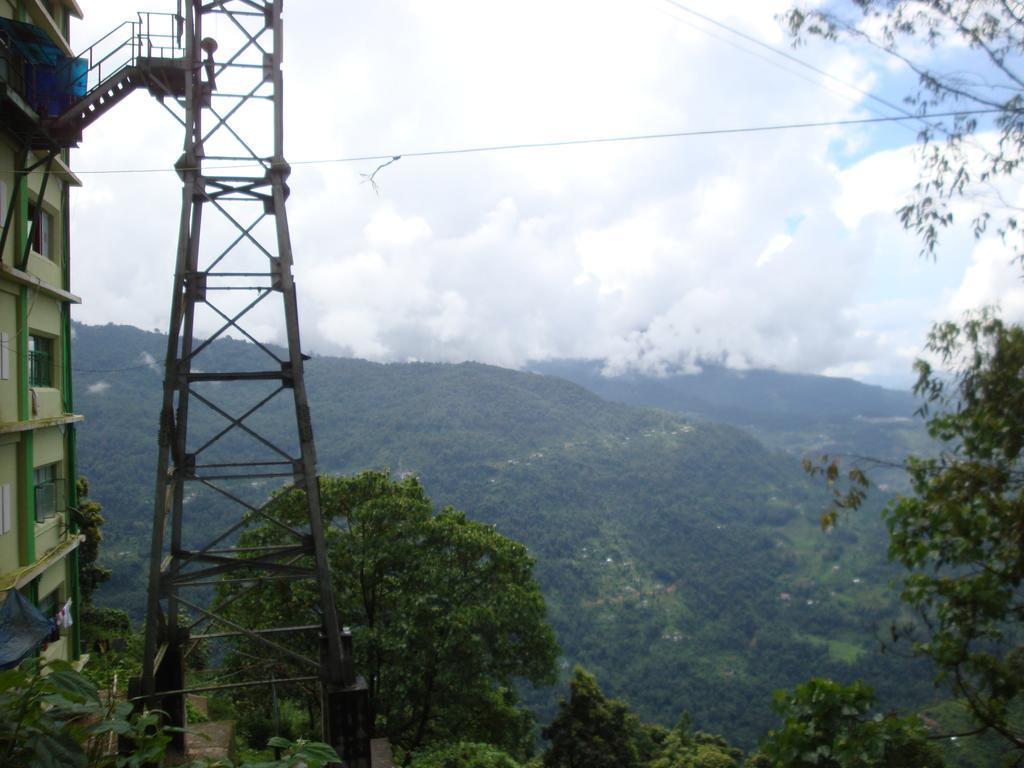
[834,146,917,230]
[139,352,160,374]
[65,1,1021,389]
[948,239,1024,322]
[756,234,792,267]
[86,381,110,394]
[575,209,670,295]
[364,207,431,247]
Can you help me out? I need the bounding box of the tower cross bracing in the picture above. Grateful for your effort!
[126,2,371,764]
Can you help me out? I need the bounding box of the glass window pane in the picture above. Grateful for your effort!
[34,464,58,522]
[28,335,52,387]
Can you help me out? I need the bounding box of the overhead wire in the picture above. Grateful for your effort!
[654,0,1024,228]
[60,5,1006,187]
[654,0,919,122]
[646,0,916,132]
[63,5,1001,178]
[72,360,159,373]
[652,0,1003,160]
[69,109,1000,178]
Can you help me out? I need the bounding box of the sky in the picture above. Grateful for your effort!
[66,0,1024,389]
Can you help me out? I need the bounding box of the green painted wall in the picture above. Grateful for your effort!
[33,425,61,466]
[29,296,61,338]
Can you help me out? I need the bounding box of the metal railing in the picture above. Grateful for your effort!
[67,12,184,100]
[0,12,184,118]
[136,11,185,61]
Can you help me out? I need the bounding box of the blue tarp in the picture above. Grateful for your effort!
[0,17,87,116]
[0,589,52,670]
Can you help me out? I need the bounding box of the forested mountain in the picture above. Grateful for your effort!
[72,322,935,748]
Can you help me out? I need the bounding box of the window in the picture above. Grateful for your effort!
[26,202,53,260]
[34,464,59,523]
[28,335,52,387]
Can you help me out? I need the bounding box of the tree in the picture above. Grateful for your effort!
[784,1,1024,261]
[72,477,110,604]
[542,667,644,768]
[783,1,1024,756]
[215,471,559,755]
[802,313,1024,758]
[541,669,750,768]
[886,314,1024,750]
[73,476,135,696]
[647,716,743,768]
[406,741,530,768]
[760,678,944,768]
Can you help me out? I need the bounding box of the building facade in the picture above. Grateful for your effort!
[0,0,84,667]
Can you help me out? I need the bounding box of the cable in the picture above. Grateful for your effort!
[72,361,157,374]
[653,0,999,159]
[648,0,914,131]
[654,0,918,122]
[70,109,1000,177]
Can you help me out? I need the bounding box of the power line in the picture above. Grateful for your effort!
[73,361,158,373]
[655,0,917,121]
[72,109,999,177]
[652,0,987,152]
[648,0,906,127]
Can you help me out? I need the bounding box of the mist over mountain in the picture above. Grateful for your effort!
[531,358,928,468]
[530,359,915,427]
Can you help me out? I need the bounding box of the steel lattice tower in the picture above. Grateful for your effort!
[134,2,370,764]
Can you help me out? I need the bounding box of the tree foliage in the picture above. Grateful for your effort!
[801,312,1024,758]
[887,313,1024,750]
[541,667,646,768]
[215,471,559,755]
[646,718,743,768]
[760,678,943,767]
[406,740,532,768]
[0,657,343,768]
[541,668,748,768]
[0,657,170,768]
[73,477,110,604]
[784,0,1024,261]
[784,0,1024,756]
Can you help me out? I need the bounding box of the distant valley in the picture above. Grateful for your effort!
[72,322,937,748]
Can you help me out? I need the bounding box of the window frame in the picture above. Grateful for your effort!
[28,334,53,387]
[33,463,60,523]
[26,201,54,261]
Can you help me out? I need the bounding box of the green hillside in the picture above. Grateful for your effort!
[71,322,935,748]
